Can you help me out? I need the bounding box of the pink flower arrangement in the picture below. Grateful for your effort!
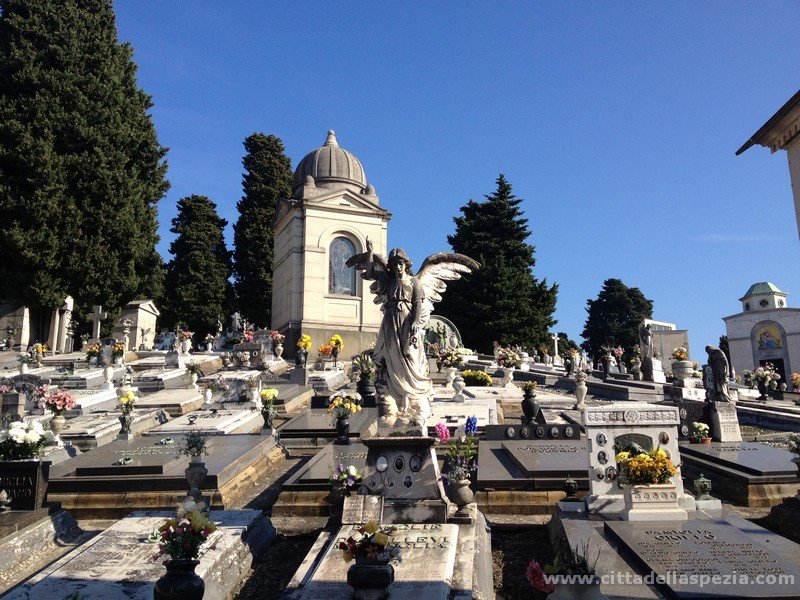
[613,346,624,358]
[243,330,254,343]
[270,330,285,343]
[42,389,77,415]
[526,559,555,594]
[0,385,8,394]
[434,422,451,443]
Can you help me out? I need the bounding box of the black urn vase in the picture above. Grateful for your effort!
[521,392,541,424]
[335,416,350,444]
[295,348,307,368]
[153,558,204,600]
[757,380,768,401]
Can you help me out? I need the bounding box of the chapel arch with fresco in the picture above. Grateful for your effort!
[328,235,359,296]
[752,320,789,381]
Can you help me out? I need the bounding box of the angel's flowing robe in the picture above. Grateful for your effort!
[370,271,435,405]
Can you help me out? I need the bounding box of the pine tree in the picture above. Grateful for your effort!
[162,195,232,338]
[437,174,558,352]
[232,133,292,327]
[580,278,653,358]
[0,0,168,333]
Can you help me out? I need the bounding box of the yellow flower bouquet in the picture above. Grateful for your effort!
[616,446,677,486]
[327,392,363,419]
[297,334,312,350]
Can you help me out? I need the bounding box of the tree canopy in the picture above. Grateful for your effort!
[581,278,653,358]
[232,133,293,328]
[0,0,168,330]
[436,174,558,352]
[161,195,232,338]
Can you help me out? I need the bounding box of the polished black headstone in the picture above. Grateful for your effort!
[679,441,797,476]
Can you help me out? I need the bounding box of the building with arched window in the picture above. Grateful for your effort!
[723,282,800,381]
[271,131,390,354]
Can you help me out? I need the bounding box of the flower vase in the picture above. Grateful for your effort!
[347,563,394,600]
[328,480,348,520]
[621,483,686,521]
[602,359,611,378]
[184,456,208,502]
[573,378,588,410]
[757,380,768,401]
[274,343,284,360]
[357,377,375,399]
[452,374,466,397]
[153,558,204,600]
[261,408,275,430]
[521,392,541,424]
[118,413,133,435]
[103,365,114,384]
[203,388,213,404]
[49,414,66,445]
[672,360,693,380]
[189,372,198,386]
[444,367,457,388]
[114,356,123,367]
[335,416,350,444]
[548,578,608,600]
[180,338,192,354]
[295,348,307,368]
[501,367,514,386]
[700,437,712,445]
[19,363,28,375]
[769,379,778,391]
[445,479,474,519]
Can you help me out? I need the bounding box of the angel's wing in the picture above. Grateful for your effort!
[346,249,389,305]
[415,253,480,324]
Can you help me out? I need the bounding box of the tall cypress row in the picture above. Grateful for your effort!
[232,133,293,328]
[0,0,168,333]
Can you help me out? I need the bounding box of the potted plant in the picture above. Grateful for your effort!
[339,521,401,600]
[612,346,625,373]
[153,506,217,600]
[600,345,613,378]
[117,389,137,435]
[439,347,463,387]
[670,346,693,380]
[0,420,53,509]
[110,342,126,366]
[17,353,29,375]
[259,388,278,431]
[328,463,362,520]
[753,364,778,400]
[327,392,363,444]
[435,418,478,518]
[329,334,344,362]
[496,348,521,385]
[461,369,492,387]
[269,330,285,359]
[182,431,208,502]
[691,422,711,444]
[296,334,311,367]
[615,445,685,521]
[41,388,77,442]
[186,363,204,386]
[84,342,101,366]
[520,381,540,424]
[204,333,215,352]
[352,353,376,397]
[527,541,606,599]
[179,330,193,354]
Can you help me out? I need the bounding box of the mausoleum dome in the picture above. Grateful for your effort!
[293,130,367,195]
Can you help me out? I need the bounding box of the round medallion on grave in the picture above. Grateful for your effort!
[679,408,687,419]
[520,426,531,438]
[409,455,422,472]
[605,466,618,481]
[393,456,405,472]
[384,474,396,489]
[534,426,545,438]
[594,467,605,480]
[376,456,388,473]
[597,451,608,465]
[403,476,412,488]
[624,410,640,423]
[680,425,689,437]
[659,431,670,444]
[367,475,379,490]
[596,433,607,446]
[505,426,516,438]
[565,426,575,438]
[550,426,560,438]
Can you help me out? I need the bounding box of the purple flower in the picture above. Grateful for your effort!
[346,477,355,487]
[464,416,478,437]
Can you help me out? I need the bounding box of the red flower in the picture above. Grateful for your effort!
[526,560,555,594]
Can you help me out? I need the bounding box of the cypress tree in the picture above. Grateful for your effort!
[232,133,292,327]
[0,0,168,333]
[162,195,232,338]
[437,174,558,352]
[580,278,654,359]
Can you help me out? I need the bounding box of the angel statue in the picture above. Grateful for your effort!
[347,239,479,429]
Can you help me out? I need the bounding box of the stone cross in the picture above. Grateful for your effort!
[89,305,107,340]
[551,332,559,357]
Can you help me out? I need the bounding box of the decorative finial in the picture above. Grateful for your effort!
[324,130,338,147]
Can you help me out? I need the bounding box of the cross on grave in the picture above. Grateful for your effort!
[89,305,107,340]
[551,332,559,356]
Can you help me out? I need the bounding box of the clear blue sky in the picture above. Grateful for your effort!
[115,1,800,357]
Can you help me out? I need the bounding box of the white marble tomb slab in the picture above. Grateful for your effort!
[70,388,119,413]
[143,408,261,436]
[298,523,458,600]
[136,388,204,416]
[4,510,265,600]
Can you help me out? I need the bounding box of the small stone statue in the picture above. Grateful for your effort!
[638,322,653,359]
[705,345,731,403]
[347,239,479,428]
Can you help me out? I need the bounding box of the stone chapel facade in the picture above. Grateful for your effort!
[723,281,800,381]
[271,131,391,355]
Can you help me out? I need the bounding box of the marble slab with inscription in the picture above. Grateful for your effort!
[283,442,369,490]
[477,438,589,490]
[299,524,458,600]
[143,408,261,436]
[135,388,204,416]
[69,388,119,413]
[59,409,165,449]
[605,519,800,599]
[4,510,268,600]
[679,441,798,476]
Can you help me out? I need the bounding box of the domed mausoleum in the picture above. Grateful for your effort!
[271,131,391,354]
[723,281,800,381]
